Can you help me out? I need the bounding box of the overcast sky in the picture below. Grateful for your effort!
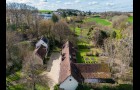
[6,0,133,12]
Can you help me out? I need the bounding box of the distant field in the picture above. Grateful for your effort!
[84,17,111,26]
[39,10,53,13]
[128,16,133,23]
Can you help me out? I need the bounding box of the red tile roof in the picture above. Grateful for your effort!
[59,41,83,84]
[75,63,111,79]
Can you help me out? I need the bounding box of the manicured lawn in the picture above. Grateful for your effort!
[84,17,111,26]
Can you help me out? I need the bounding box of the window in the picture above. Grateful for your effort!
[69,79,72,81]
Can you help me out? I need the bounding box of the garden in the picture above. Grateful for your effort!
[76,42,101,63]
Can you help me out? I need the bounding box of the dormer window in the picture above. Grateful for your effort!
[62,53,65,57]
[69,55,71,59]
[62,45,65,48]
[62,57,65,61]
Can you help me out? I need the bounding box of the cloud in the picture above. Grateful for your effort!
[56,1,61,3]
[40,0,47,2]
[88,1,98,5]
[6,0,37,4]
[64,2,72,5]
[6,0,133,12]
[106,2,115,6]
[75,0,80,3]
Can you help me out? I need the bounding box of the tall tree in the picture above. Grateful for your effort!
[51,14,59,23]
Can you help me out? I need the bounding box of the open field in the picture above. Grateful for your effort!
[84,17,111,26]
[39,10,53,13]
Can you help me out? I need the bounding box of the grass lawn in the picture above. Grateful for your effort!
[84,17,111,26]
[7,84,26,90]
[128,16,133,23]
[73,27,89,37]
[75,27,81,35]
[67,16,71,20]
[6,71,25,90]
[36,84,50,90]
[6,71,22,82]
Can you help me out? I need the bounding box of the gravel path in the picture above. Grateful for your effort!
[41,52,61,90]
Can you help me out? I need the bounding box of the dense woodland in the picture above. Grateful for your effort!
[6,3,133,90]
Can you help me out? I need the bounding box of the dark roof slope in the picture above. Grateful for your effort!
[41,37,49,44]
[75,63,111,79]
[70,63,84,82]
[35,45,47,59]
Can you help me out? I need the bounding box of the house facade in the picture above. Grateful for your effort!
[59,76,78,90]
[38,13,52,20]
[32,37,49,65]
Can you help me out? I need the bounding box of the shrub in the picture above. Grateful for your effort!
[76,83,91,90]
[54,84,59,90]
[93,30,108,47]
[112,15,128,30]
[95,51,99,57]
[111,31,117,38]
[86,52,93,56]
[51,14,59,23]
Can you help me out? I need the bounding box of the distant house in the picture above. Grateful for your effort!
[59,41,113,90]
[36,37,49,55]
[38,13,52,20]
[33,37,49,64]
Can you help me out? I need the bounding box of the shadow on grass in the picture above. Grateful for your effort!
[76,51,84,63]
[78,44,89,49]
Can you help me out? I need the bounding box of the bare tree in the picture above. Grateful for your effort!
[22,52,50,90]
[53,20,72,44]
[6,31,21,73]
[112,15,128,30]
[39,20,53,38]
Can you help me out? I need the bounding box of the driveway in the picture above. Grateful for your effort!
[41,52,61,90]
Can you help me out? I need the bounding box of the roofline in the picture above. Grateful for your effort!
[59,75,71,84]
[59,75,79,84]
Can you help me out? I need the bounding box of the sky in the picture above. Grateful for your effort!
[6,0,133,12]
